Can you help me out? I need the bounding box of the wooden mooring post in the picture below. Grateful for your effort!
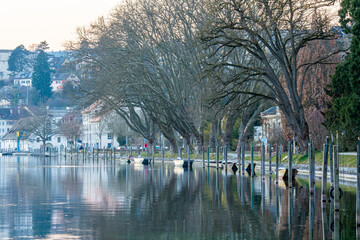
[224,146,228,171]
[242,143,245,175]
[288,141,293,188]
[187,146,191,169]
[207,147,210,168]
[276,143,279,184]
[309,141,314,195]
[162,148,165,164]
[216,146,219,169]
[261,142,265,179]
[333,144,340,211]
[321,137,330,202]
[237,146,240,172]
[251,142,254,177]
[269,144,272,175]
[357,139,360,227]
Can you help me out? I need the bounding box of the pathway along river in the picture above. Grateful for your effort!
[0,155,357,239]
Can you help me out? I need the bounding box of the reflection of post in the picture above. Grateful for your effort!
[357,139,360,228]
[251,177,254,210]
[288,188,293,238]
[334,211,340,240]
[309,195,315,240]
[242,175,245,203]
[268,176,272,202]
[322,202,328,240]
[276,185,280,223]
[262,180,265,215]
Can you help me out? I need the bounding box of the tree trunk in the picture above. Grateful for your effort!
[236,122,246,152]
[222,114,237,148]
[209,120,217,150]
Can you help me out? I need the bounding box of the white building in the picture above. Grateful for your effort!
[261,106,282,141]
[50,73,80,92]
[14,72,32,87]
[81,101,120,149]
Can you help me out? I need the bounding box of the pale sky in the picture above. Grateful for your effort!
[0,0,122,51]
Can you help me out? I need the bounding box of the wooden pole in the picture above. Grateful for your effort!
[321,137,329,202]
[237,146,241,172]
[333,144,340,211]
[187,146,191,169]
[162,147,165,164]
[251,142,254,177]
[269,144,272,175]
[261,142,265,179]
[309,142,314,194]
[242,143,245,175]
[202,146,205,168]
[276,143,279,184]
[357,139,360,226]
[288,141,293,188]
[207,146,210,167]
[224,146,228,171]
[329,139,334,187]
[216,146,219,169]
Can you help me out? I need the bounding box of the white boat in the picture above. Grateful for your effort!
[134,157,151,165]
[173,158,194,168]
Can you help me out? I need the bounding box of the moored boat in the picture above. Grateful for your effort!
[173,158,194,168]
[278,168,298,180]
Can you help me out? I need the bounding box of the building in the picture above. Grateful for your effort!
[50,73,79,92]
[260,106,282,142]
[13,72,32,87]
[81,101,120,149]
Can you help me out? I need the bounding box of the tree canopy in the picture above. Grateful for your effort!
[32,50,52,103]
[7,45,29,73]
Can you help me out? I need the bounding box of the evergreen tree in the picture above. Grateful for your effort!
[325,0,360,150]
[7,45,29,73]
[32,50,52,102]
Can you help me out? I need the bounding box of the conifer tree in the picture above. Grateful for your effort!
[32,50,52,103]
[325,0,360,150]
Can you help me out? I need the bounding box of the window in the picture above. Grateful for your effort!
[58,137,61,143]
[37,138,40,142]
[2,122,4,125]
[107,133,113,140]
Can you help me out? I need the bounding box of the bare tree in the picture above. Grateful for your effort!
[201,0,343,151]
[58,111,82,147]
[26,114,57,150]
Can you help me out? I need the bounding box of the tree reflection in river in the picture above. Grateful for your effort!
[0,156,357,239]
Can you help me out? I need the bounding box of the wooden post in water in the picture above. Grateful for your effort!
[333,144,340,211]
[251,142,254,177]
[120,148,122,158]
[216,146,219,169]
[162,147,164,164]
[269,144,272,175]
[237,146,241,172]
[288,141,293,188]
[92,147,95,163]
[329,139,334,187]
[202,146,205,168]
[224,146,228,171]
[261,142,265,179]
[276,143,279,184]
[309,142,314,195]
[65,147,67,161]
[321,137,329,202]
[187,146,191,169]
[207,147,210,167]
[357,139,360,227]
[242,143,245,175]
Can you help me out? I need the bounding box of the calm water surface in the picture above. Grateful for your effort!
[0,156,357,239]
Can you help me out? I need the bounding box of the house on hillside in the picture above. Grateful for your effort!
[13,72,32,87]
[50,73,79,92]
[260,106,282,143]
[81,101,120,149]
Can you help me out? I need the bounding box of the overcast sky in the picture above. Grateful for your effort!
[0,0,121,51]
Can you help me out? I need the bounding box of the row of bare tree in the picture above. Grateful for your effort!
[66,0,344,153]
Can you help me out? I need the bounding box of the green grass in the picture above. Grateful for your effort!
[132,150,357,167]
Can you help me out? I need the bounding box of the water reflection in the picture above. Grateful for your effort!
[0,156,357,239]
